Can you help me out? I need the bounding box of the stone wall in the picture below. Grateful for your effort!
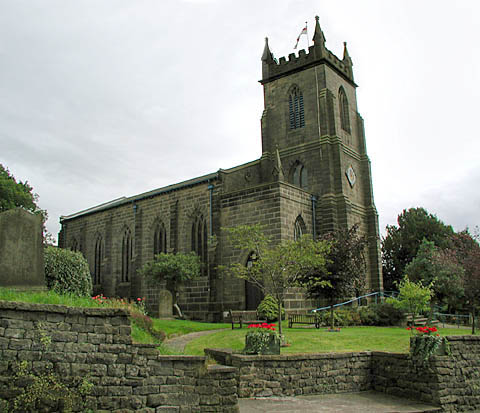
[372,336,480,412]
[0,301,238,412]
[205,349,371,398]
[207,337,480,412]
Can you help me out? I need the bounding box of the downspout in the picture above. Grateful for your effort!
[311,195,317,239]
[208,184,214,236]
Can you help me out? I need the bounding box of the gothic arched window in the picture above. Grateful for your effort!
[191,215,207,274]
[339,87,350,133]
[93,235,103,285]
[292,162,308,189]
[121,229,132,283]
[70,238,78,252]
[153,222,167,256]
[288,86,305,130]
[294,216,306,241]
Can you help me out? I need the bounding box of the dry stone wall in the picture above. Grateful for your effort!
[0,301,238,412]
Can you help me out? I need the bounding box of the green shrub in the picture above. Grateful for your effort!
[44,247,92,297]
[358,305,379,326]
[257,295,285,321]
[372,302,405,326]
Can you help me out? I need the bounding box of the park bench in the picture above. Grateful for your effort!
[228,310,266,329]
[288,313,321,329]
[405,314,439,327]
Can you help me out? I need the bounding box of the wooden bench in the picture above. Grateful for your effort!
[228,310,266,329]
[288,313,320,329]
[406,315,439,327]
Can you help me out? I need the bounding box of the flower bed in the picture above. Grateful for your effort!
[244,323,280,354]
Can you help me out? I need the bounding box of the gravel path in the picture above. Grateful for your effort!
[163,328,228,353]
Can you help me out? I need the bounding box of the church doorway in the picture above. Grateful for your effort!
[245,252,264,310]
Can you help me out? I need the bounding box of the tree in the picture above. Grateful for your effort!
[223,224,330,336]
[382,208,454,290]
[0,164,53,244]
[0,164,37,212]
[138,252,201,315]
[299,224,367,328]
[405,239,464,313]
[450,230,480,334]
[387,275,433,325]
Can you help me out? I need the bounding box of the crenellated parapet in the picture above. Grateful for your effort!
[261,16,354,85]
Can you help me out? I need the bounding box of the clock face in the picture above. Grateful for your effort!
[346,165,356,187]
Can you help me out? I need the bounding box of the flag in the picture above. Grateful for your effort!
[294,26,308,49]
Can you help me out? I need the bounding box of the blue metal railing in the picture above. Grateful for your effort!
[311,291,398,313]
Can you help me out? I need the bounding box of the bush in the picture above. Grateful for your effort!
[373,302,405,326]
[257,295,285,321]
[44,247,92,297]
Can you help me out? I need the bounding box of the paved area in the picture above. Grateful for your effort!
[238,391,442,412]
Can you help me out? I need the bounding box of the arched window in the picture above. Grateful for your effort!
[191,215,207,274]
[245,252,263,310]
[153,222,167,256]
[339,87,350,133]
[288,86,305,130]
[292,162,308,189]
[121,229,132,283]
[294,216,306,241]
[70,238,78,252]
[93,235,103,285]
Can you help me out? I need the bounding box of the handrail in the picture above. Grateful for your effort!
[311,291,398,313]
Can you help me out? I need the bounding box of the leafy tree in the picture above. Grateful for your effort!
[387,275,433,322]
[382,208,454,290]
[300,224,367,329]
[44,246,93,296]
[0,164,53,244]
[405,239,464,313]
[450,230,480,334]
[223,224,330,336]
[138,252,201,313]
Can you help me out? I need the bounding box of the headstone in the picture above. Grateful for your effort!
[0,208,45,290]
[158,289,173,318]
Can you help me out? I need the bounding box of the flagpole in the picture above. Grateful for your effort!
[305,21,309,48]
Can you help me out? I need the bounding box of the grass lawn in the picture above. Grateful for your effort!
[184,326,476,355]
[152,319,231,338]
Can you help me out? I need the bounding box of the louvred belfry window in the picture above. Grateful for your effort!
[289,86,305,130]
[339,86,351,133]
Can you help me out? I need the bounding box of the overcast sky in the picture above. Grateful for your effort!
[1,0,479,243]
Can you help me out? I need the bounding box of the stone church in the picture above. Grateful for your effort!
[59,17,383,320]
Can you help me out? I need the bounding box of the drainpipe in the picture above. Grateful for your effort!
[311,195,317,239]
[208,184,214,236]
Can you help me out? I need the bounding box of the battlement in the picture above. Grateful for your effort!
[261,16,355,85]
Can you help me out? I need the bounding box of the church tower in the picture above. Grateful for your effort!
[259,16,382,292]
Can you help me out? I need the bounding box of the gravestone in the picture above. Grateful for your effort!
[158,289,173,318]
[0,208,45,290]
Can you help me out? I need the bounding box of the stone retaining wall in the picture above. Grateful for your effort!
[0,301,238,412]
[372,336,480,412]
[205,349,371,398]
[2,301,480,412]
[207,336,480,412]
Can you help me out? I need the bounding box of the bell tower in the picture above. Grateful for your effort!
[260,16,382,291]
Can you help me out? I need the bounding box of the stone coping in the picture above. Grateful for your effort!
[205,348,374,361]
[0,299,129,316]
